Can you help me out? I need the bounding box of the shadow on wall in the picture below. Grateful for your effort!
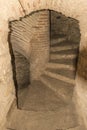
[8,28,18,95]
[7,10,82,105]
[51,10,81,43]
[8,24,30,100]
[78,48,87,81]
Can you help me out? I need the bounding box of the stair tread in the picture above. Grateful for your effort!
[44,70,75,85]
[7,103,78,130]
[50,58,77,65]
[50,37,66,45]
[46,62,75,71]
[50,44,79,52]
[46,68,76,79]
[18,80,67,111]
[40,74,74,104]
[51,41,79,47]
[41,74,74,88]
[50,53,77,60]
[50,48,78,55]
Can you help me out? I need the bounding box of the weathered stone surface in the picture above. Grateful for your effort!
[13,52,30,89]
[0,0,87,129]
[51,11,81,43]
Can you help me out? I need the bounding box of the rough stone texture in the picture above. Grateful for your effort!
[0,0,87,129]
[7,100,79,130]
[51,11,81,43]
[14,52,30,89]
[10,10,50,83]
[10,12,40,59]
[30,10,50,81]
[0,27,15,129]
[9,11,41,90]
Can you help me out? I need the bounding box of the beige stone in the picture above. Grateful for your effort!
[0,0,87,129]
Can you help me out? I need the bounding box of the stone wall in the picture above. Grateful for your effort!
[9,11,41,89]
[10,10,50,87]
[51,11,81,43]
[0,0,87,129]
[13,52,30,89]
[30,10,50,81]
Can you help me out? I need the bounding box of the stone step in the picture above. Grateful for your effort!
[46,63,75,71]
[50,53,77,60]
[50,37,66,45]
[50,44,79,52]
[40,74,74,103]
[7,103,78,130]
[50,58,77,65]
[18,80,66,111]
[50,45,78,53]
[50,49,78,56]
[51,41,79,47]
[46,68,76,79]
[44,70,75,85]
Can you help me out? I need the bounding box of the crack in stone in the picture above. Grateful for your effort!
[18,0,26,15]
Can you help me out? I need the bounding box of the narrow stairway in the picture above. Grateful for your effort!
[6,37,83,130]
[40,38,79,103]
